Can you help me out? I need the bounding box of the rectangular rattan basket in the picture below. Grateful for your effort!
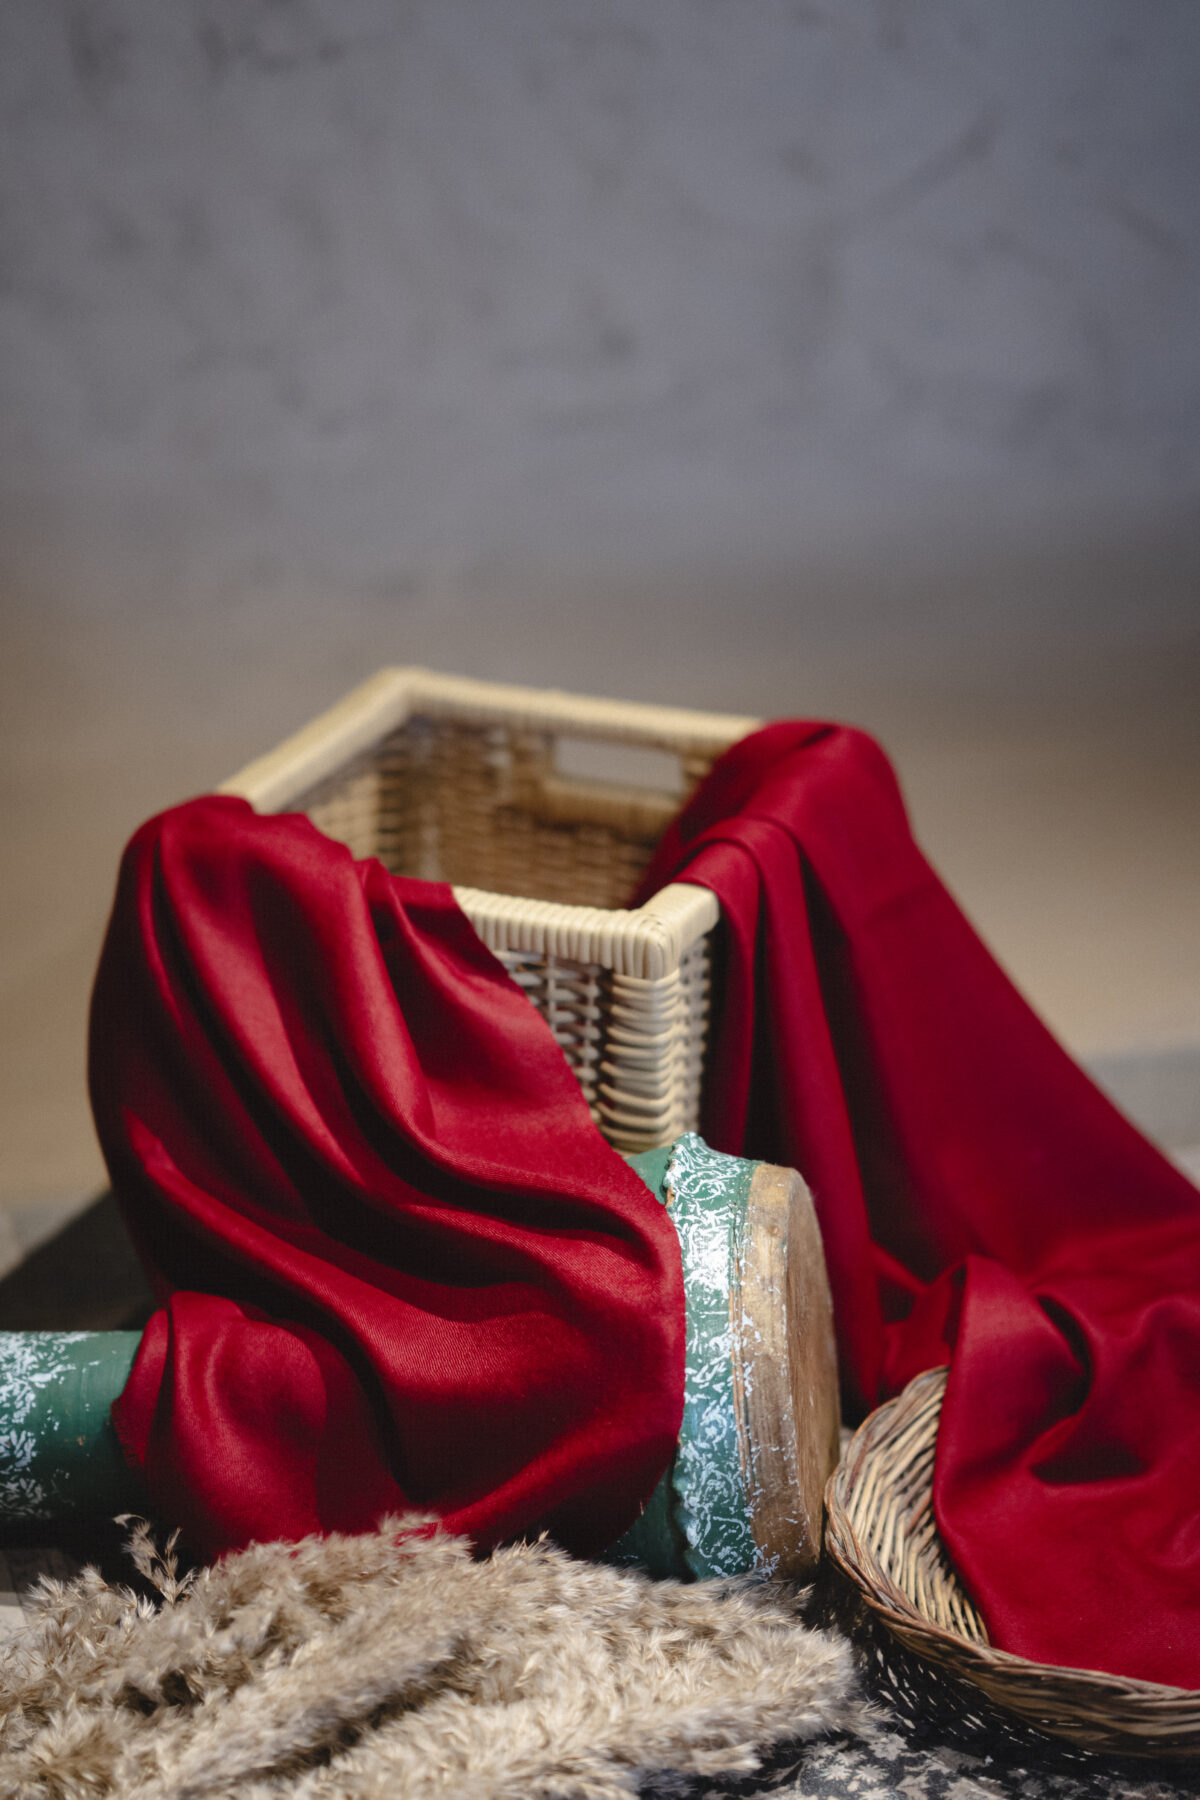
[220,668,758,1152]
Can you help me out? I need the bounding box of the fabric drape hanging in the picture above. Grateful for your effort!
[632,722,1200,1688]
[90,723,1200,1689]
[89,796,685,1562]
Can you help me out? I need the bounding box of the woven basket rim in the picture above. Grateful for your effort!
[220,665,760,815]
[219,666,732,978]
[824,1366,1200,1756]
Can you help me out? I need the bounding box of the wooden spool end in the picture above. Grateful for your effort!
[731,1161,841,1580]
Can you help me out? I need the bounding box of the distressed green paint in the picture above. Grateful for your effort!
[0,1332,143,1520]
[606,1134,759,1581]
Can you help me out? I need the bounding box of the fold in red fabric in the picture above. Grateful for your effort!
[632,722,1200,1687]
[89,796,684,1563]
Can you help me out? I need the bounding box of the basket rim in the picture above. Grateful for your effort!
[218,666,735,976]
[824,1366,1200,1755]
[220,665,760,813]
[454,882,720,979]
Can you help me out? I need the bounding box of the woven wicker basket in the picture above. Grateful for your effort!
[824,1367,1200,1759]
[221,667,758,1152]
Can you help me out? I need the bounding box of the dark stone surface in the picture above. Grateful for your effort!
[0,1191,154,1332]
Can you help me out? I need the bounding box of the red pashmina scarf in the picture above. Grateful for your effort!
[89,796,685,1562]
[91,724,1200,1688]
[634,722,1200,1687]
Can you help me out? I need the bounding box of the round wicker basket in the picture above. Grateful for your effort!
[823,1366,1200,1759]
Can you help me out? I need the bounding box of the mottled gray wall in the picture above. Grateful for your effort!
[2,0,1199,1233]
[3,1,1198,641]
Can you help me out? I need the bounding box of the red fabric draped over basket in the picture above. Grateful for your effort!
[632,721,1200,1688]
[89,797,684,1563]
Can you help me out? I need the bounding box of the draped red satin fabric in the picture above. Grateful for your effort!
[89,796,684,1562]
[632,722,1200,1686]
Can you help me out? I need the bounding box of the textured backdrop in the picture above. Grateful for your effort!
[1,0,1198,1250]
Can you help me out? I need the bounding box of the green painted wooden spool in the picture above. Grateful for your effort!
[0,1137,839,1577]
[0,1330,142,1521]
[611,1134,840,1581]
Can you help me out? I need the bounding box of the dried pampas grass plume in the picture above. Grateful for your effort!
[0,1515,859,1799]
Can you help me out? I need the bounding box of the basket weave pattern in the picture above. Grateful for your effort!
[222,669,756,1151]
[824,1367,1200,1759]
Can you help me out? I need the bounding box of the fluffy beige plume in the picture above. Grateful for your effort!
[0,1518,858,1799]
